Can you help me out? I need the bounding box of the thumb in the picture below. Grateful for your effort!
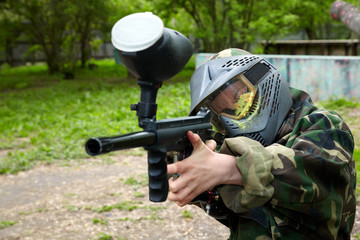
[187,131,203,150]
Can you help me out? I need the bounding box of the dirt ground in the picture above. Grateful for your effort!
[0,152,229,240]
[0,151,359,240]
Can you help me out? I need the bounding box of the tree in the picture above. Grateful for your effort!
[153,0,360,52]
[67,0,112,69]
[153,0,299,52]
[5,0,113,76]
[0,1,23,66]
[8,0,72,73]
[283,0,354,39]
[154,0,246,52]
[2,0,358,73]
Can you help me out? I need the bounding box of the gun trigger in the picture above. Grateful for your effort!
[172,154,179,180]
[206,203,211,215]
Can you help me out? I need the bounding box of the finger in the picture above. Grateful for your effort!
[167,162,178,175]
[168,175,187,193]
[168,179,179,193]
[177,189,202,207]
[168,178,176,193]
[168,187,186,201]
[167,160,187,175]
[205,139,217,151]
[168,186,192,206]
[169,181,205,206]
[168,194,185,207]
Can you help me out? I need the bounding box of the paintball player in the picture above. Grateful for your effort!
[167,48,356,239]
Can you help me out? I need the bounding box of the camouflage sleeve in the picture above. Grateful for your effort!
[216,109,356,235]
[217,136,275,213]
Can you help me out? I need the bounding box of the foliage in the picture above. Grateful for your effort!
[1,0,359,72]
[284,0,360,39]
[154,0,269,51]
[152,0,360,52]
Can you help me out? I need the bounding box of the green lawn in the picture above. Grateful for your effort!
[0,58,359,197]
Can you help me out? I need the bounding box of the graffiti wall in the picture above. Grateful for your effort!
[195,53,360,101]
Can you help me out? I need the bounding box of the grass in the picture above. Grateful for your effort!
[0,58,193,173]
[92,218,109,225]
[91,201,140,213]
[182,210,193,219]
[123,174,148,186]
[0,221,17,229]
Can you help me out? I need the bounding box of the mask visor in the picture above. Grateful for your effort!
[206,74,257,123]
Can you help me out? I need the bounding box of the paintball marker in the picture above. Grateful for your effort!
[330,0,360,35]
[85,13,215,202]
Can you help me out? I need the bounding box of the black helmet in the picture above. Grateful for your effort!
[189,48,293,146]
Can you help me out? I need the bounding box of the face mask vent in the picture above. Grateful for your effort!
[221,56,259,68]
[258,74,274,114]
[258,72,282,117]
[269,73,282,118]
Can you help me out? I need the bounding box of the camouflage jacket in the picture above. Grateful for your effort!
[216,88,356,240]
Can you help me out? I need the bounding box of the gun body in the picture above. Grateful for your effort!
[85,109,213,202]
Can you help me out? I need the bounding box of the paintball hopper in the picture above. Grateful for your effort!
[330,0,360,35]
[111,12,193,82]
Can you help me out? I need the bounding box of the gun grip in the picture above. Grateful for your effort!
[147,150,168,202]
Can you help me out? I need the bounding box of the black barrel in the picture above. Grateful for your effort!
[85,131,156,156]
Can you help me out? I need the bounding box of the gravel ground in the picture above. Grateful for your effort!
[0,152,358,240]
